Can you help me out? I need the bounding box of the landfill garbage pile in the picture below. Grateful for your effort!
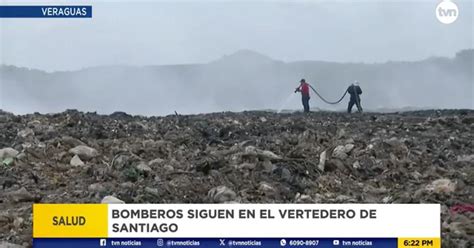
[0,109,473,247]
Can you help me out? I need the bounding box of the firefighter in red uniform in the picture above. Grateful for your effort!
[295,79,310,113]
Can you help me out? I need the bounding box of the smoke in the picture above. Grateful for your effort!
[0,1,472,114]
[1,49,472,115]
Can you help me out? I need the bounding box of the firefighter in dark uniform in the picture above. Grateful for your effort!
[347,81,363,113]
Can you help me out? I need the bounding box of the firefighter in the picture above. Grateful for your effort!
[347,81,363,113]
[295,79,311,113]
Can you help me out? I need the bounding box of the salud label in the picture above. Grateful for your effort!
[52,216,86,226]
[34,204,108,238]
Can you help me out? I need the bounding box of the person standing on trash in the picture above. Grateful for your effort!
[346,81,363,113]
[295,79,311,113]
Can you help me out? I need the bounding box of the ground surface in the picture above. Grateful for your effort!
[0,110,473,247]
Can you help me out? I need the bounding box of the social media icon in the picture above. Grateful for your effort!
[157,239,164,246]
[100,239,107,247]
[219,239,226,246]
[280,239,287,246]
[333,240,340,246]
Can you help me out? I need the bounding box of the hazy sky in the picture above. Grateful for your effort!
[1,0,473,71]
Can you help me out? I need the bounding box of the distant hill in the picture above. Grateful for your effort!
[0,49,472,115]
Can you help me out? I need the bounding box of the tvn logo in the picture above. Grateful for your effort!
[436,0,459,24]
[100,239,107,247]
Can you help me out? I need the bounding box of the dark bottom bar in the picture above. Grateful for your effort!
[34,238,397,248]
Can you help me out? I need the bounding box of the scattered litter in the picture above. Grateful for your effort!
[0,110,472,245]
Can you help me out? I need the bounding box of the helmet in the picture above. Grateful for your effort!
[354,80,359,86]
[300,79,306,83]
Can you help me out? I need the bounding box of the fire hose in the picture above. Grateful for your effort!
[308,84,348,105]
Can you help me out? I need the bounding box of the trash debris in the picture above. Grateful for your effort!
[258,182,275,194]
[3,187,35,203]
[294,193,313,203]
[2,157,14,166]
[136,162,152,173]
[352,161,361,169]
[426,178,456,194]
[148,158,164,167]
[332,144,354,160]
[17,128,34,139]
[450,204,474,214]
[68,145,99,160]
[208,186,237,203]
[457,154,474,162]
[318,150,327,171]
[88,183,106,193]
[237,162,256,170]
[145,187,159,197]
[0,109,472,245]
[0,148,19,160]
[0,241,25,248]
[101,195,125,204]
[13,217,24,229]
[70,155,85,167]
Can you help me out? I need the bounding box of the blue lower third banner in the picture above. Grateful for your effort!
[34,238,397,248]
[0,6,92,18]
